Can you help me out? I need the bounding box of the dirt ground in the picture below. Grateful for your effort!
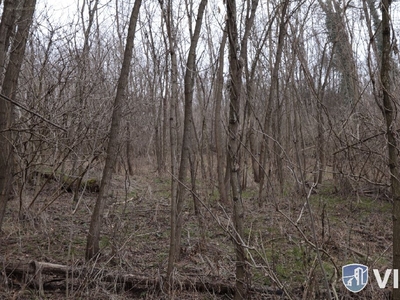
[0,166,393,299]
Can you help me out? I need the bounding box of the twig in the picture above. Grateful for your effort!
[166,170,293,298]
[332,131,385,155]
[0,93,67,132]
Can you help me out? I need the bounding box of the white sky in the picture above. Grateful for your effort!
[37,0,76,24]
[36,0,400,34]
[30,0,400,69]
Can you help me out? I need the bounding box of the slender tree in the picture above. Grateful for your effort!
[72,0,99,203]
[213,29,228,204]
[225,0,247,297]
[166,0,208,284]
[158,0,180,283]
[85,0,142,260]
[380,1,400,300]
[0,0,37,231]
[258,0,289,202]
[319,0,360,105]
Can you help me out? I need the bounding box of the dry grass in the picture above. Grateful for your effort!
[0,161,393,299]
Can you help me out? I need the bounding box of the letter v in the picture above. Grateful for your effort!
[374,269,392,288]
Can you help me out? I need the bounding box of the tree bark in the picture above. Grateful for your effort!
[226,0,247,298]
[240,0,260,186]
[166,0,208,284]
[258,0,289,203]
[319,0,360,105]
[214,29,228,204]
[380,1,400,300]
[85,0,142,260]
[158,0,179,285]
[0,0,18,81]
[0,0,36,231]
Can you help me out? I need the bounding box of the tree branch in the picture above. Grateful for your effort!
[0,93,67,132]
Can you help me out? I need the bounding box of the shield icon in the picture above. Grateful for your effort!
[342,263,368,293]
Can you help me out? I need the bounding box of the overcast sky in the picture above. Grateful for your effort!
[37,0,76,23]
[33,0,400,68]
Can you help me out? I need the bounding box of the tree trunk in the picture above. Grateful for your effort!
[226,0,246,298]
[319,0,360,105]
[85,0,142,260]
[159,0,179,285]
[315,99,325,184]
[0,0,18,80]
[380,2,400,300]
[72,0,99,204]
[126,121,134,176]
[214,29,228,204]
[0,0,36,231]
[258,0,289,202]
[166,0,208,284]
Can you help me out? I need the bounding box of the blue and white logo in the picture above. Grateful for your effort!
[342,264,368,293]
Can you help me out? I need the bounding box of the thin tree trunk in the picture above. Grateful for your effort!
[380,2,400,300]
[126,122,134,176]
[315,99,325,184]
[158,0,179,285]
[166,0,208,284]
[258,0,289,202]
[85,0,142,260]
[214,29,228,204]
[244,3,274,187]
[0,0,36,231]
[319,0,360,104]
[226,0,246,298]
[145,21,166,174]
[71,0,99,203]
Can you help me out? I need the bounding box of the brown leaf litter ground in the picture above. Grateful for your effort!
[0,169,393,299]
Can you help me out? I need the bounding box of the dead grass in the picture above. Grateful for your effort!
[0,163,393,299]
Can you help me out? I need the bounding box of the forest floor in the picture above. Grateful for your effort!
[0,164,393,299]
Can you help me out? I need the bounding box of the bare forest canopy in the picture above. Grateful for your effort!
[0,0,400,299]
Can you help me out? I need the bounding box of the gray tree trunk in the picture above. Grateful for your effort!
[214,29,228,204]
[0,0,36,231]
[85,0,142,260]
[158,0,180,286]
[166,0,208,284]
[258,0,289,202]
[0,0,18,81]
[380,1,400,300]
[226,0,246,298]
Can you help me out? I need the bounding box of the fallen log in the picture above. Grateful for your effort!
[2,260,281,297]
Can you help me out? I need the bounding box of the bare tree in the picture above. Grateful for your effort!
[158,0,181,285]
[166,0,208,285]
[241,1,271,187]
[225,0,247,297]
[71,0,99,203]
[319,0,360,105]
[85,0,142,260]
[258,0,289,202]
[0,0,37,231]
[380,1,400,300]
[0,0,18,80]
[213,28,228,204]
